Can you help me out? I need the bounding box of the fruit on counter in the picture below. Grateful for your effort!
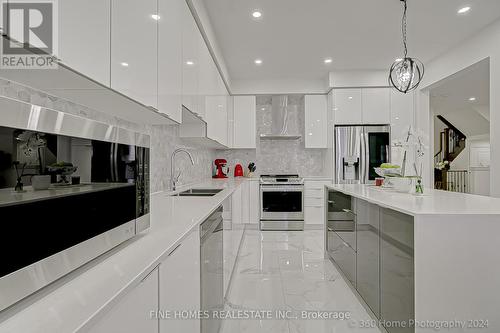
[380,163,401,169]
[51,162,74,167]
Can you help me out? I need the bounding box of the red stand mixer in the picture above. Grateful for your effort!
[213,159,228,178]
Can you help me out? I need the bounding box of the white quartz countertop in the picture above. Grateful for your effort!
[0,183,134,207]
[0,178,247,333]
[328,184,500,216]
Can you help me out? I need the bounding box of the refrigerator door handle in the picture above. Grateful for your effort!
[362,131,370,184]
[359,131,365,184]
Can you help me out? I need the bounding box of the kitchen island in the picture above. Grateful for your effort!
[325,184,500,333]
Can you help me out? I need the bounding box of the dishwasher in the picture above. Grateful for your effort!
[200,206,224,333]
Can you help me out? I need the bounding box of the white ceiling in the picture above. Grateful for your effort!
[431,59,490,137]
[201,0,500,82]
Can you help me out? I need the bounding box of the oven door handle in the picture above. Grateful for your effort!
[260,186,304,192]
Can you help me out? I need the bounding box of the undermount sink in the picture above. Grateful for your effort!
[175,188,223,197]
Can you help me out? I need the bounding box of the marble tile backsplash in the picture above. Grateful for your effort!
[217,95,328,177]
[0,79,215,193]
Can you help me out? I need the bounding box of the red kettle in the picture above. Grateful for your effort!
[234,164,244,177]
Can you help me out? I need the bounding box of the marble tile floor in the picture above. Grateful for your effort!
[219,230,382,333]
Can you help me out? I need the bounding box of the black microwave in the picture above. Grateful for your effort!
[0,97,150,311]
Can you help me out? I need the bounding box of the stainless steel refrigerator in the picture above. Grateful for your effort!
[335,125,391,184]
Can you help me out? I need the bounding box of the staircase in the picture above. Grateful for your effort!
[434,115,468,192]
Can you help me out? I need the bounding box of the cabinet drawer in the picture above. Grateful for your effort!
[304,181,331,190]
[305,188,324,197]
[305,206,324,225]
[327,231,356,286]
[305,197,323,207]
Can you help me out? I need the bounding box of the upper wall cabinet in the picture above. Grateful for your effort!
[362,88,390,124]
[233,96,256,149]
[390,90,414,142]
[111,0,158,109]
[59,0,111,86]
[182,2,200,116]
[206,95,228,146]
[158,0,183,123]
[305,95,328,148]
[334,89,362,125]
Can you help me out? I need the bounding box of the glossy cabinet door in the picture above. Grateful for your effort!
[233,96,256,148]
[380,208,414,333]
[159,231,200,333]
[248,181,260,224]
[111,0,158,108]
[304,181,330,226]
[334,89,362,125]
[362,88,390,124]
[181,2,199,115]
[157,0,183,122]
[327,190,356,286]
[390,90,414,142]
[328,229,356,286]
[305,95,328,148]
[205,95,228,146]
[59,0,111,85]
[356,199,380,318]
[89,267,159,333]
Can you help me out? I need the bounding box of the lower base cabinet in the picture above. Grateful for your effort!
[356,200,380,318]
[159,230,201,333]
[327,229,356,286]
[88,266,159,333]
[380,208,414,333]
[327,190,415,333]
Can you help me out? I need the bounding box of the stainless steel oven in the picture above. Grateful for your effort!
[260,175,304,231]
[0,96,150,312]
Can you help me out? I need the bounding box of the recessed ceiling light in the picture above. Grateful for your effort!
[254,59,262,65]
[348,96,353,100]
[458,6,471,14]
[324,58,333,64]
[252,10,262,19]
[120,62,129,67]
[186,61,194,65]
[261,107,265,111]
[469,97,476,101]
[151,14,160,20]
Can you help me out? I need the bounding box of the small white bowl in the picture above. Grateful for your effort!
[387,177,413,193]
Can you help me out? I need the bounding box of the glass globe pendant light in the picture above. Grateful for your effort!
[389,0,424,93]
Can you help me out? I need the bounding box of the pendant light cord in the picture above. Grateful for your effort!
[401,0,408,58]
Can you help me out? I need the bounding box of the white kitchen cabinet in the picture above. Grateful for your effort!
[58,0,111,86]
[111,0,158,108]
[248,180,260,224]
[233,96,256,149]
[334,89,362,125]
[197,35,213,119]
[305,95,328,148]
[157,0,183,123]
[304,180,331,226]
[89,266,159,333]
[390,90,414,142]
[159,231,200,333]
[182,1,199,115]
[205,95,228,146]
[362,88,390,124]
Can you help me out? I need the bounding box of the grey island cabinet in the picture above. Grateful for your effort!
[325,184,500,333]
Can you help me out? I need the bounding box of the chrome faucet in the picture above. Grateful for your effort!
[170,148,195,191]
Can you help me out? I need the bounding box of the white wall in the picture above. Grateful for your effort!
[418,18,500,196]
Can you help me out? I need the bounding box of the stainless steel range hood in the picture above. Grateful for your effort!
[259,96,301,140]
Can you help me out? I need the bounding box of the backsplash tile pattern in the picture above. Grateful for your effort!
[0,79,215,193]
[218,95,327,177]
